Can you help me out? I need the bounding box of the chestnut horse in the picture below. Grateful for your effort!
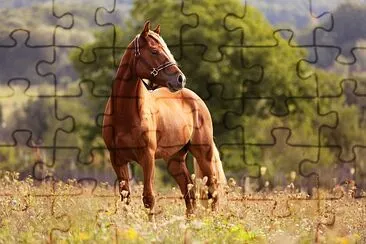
[102,21,226,215]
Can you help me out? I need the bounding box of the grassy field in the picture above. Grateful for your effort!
[0,171,365,243]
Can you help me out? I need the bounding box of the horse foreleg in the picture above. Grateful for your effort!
[140,156,156,214]
[167,150,196,216]
[110,153,131,204]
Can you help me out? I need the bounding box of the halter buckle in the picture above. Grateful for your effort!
[151,68,158,77]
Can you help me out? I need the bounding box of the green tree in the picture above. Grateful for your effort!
[10,98,51,142]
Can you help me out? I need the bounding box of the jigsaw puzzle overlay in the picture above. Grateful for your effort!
[0,0,365,242]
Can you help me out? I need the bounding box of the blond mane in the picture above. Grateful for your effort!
[147,31,177,63]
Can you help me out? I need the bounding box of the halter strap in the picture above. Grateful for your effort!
[134,34,141,56]
[150,61,176,77]
[133,34,177,90]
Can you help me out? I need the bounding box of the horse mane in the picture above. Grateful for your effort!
[145,31,177,63]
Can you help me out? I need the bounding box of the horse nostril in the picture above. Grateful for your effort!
[177,75,183,84]
[177,74,186,85]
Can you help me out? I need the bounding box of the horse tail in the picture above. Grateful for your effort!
[212,143,227,186]
[193,143,227,186]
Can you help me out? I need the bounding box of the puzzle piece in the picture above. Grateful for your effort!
[48,82,105,163]
[202,83,242,145]
[315,48,366,97]
[46,46,116,96]
[224,31,318,114]
[48,197,72,242]
[180,0,247,61]
[219,144,260,177]
[0,32,53,94]
[233,0,335,46]
[225,98,336,145]
[230,128,319,189]
[94,197,119,239]
[299,147,359,196]
[319,80,366,161]
[0,3,57,46]
[315,200,336,242]
[271,198,292,218]
[0,83,73,147]
[52,0,120,61]
[314,2,366,60]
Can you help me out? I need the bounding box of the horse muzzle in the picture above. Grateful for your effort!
[167,73,186,92]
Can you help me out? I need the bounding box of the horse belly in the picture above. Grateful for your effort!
[155,110,193,159]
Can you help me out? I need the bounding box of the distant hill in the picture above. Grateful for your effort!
[0,0,133,8]
[0,0,349,29]
[247,0,350,29]
[0,0,361,85]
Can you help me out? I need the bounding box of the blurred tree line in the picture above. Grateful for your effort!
[300,2,366,71]
[1,0,366,189]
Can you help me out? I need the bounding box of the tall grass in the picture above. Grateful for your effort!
[0,171,364,243]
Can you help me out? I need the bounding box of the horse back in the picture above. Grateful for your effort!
[152,87,212,124]
[152,88,213,148]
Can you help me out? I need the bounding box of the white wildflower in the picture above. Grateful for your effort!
[187,184,194,191]
[202,176,208,185]
[191,174,196,181]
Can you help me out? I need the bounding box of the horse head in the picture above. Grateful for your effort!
[133,21,186,92]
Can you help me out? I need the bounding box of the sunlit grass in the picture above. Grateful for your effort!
[0,171,364,243]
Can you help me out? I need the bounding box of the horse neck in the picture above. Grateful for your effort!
[112,49,146,120]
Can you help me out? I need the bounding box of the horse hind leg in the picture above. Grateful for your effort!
[110,152,131,204]
[167,148,196,215]
[188,143,219,210]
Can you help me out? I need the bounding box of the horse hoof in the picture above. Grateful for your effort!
[143,195,154,209]
[120,196,131,204]
[186,209,195,218]
[125,197,131,205]
[120,190,131,204]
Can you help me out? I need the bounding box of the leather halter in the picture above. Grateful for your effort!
[133,34,177,90]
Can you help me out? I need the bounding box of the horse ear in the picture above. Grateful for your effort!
[153,24,160,35]
[141,21,150,38]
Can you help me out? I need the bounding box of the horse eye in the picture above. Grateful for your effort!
[151,49,159,55]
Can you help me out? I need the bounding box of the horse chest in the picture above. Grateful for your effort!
[115,112,157,147]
